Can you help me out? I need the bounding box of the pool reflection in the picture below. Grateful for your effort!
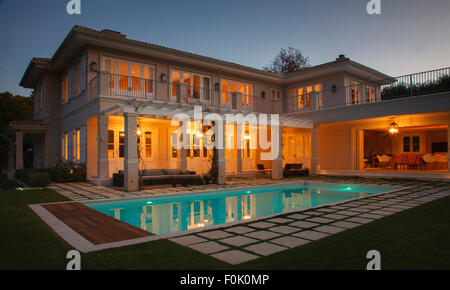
[99,189,365,235]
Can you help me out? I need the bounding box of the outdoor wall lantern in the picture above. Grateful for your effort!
[331,84,337,93]
[160,73,167,82]
[90,61,97,72]
[214,82,220,91]
[389,120,399,135]
[261,91,266,98]
[137,125,142,137]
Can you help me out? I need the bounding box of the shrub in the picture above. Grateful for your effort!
[15,169,50,187]
[47,161,86,183]
[0,173,18,190]
[283,168,310,178]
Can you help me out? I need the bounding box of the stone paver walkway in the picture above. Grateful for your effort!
[165,178,450,265]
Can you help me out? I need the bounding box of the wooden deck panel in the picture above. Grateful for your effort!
[43,202,152,245]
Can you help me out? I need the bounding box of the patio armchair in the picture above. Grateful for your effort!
[257,164,269,176]
[376,154,393,168]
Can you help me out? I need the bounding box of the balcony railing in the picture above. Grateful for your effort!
[89,71,277,113]
[381,67,450,100]
[283,67,450,113]
[88,67,450,114]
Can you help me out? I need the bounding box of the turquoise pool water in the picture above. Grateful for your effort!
[84,182,397,235]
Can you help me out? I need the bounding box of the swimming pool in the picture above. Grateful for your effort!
[84,182,398,235]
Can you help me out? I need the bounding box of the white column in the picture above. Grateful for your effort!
[180,120,188,171]
[216,122,226,184]
[271,125,283,180]
[236,149,243,175]
[235,123,242,175]
[79,126,87,163]
[124,112,139,192]
[356,129,364,170]
[15,131,23,170]
[311,125,320,174]
[96,114,109,184]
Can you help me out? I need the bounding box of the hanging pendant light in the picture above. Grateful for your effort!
[389,120,399,135]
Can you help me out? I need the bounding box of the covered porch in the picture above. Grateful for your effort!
[89,99,312,191]
[2,121,47,179]
[317,111,450,180]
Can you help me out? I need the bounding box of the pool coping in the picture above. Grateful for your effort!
[28,180,408,253]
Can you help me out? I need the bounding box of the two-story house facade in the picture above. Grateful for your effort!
[18,26,450,191]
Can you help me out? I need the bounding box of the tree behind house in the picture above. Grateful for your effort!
[263,47,310,75]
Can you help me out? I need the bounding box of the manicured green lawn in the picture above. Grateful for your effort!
[1,188,449,270]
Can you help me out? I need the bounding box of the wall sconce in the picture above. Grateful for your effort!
[261,91,266,98]
[137,125,142,136]
[90,61,97,72]
[331,84,337,93]
[214,82,220,91]
[160,73,167,82]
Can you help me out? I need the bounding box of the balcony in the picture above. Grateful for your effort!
[88,71,281,114]
[284,67,450,113]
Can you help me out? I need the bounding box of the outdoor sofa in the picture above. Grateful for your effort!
[113,169,203,187]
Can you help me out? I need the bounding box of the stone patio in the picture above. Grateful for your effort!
[164,177,450,265]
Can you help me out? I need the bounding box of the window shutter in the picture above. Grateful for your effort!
[68,68,73,100]
[80,55,87,92]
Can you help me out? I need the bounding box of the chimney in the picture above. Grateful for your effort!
[336,54,349,61]
[101,29,127,38]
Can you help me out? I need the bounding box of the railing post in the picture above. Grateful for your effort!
[409,74,413,96]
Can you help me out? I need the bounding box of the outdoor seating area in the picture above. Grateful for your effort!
[368,153,448,170]
[284,163,308,177]
[113,169,203,187]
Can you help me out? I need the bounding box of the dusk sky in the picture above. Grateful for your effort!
[1,0,450,96]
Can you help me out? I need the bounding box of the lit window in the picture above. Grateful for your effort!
[272,89,281,99]
[171,132,178,158]
[74,129,80,161]
[298,88,304,109]
[306,86,312,107]
[221,80,228,103]
[366,86,375,103]
[246,85,252,106]
[145,132,152,158]
[62,133,68,160]
[118,62,128,90]
[183,73,191,98]
[131,64,141,92]
[193,75,201,99]
[351,81,361,104]
[172,71,180,97]
[108,130,114,159]
[193,134,200,157]
[119,131,125,158]
[239,83,245,104]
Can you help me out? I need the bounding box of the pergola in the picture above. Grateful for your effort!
[97,99,313,191]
